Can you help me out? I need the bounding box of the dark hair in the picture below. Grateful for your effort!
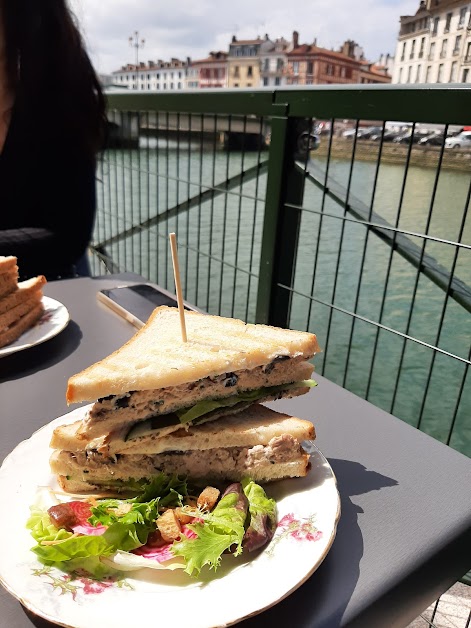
[1,0,107,158]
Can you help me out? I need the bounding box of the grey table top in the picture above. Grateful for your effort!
[0,274,470,628]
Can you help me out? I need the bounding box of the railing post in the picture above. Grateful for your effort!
[256,114,307,328]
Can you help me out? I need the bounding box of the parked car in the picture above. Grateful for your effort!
[445,131,471,149]
[358,126,383,140]
[342,126,382,140]
[393,130,434,144]
[418,133,445,147]
[370,129,402,142]
[342,127,362,139]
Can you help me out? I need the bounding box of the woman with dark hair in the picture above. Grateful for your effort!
[0,0,107,279]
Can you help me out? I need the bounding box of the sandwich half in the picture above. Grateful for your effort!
[65,306,320,448]
[50,405,315,493]
[0,257,47,348]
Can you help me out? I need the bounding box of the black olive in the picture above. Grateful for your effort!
[224,373,238,387]
[274,355,290,362]
[114,395,130,409]
[98,394,115,402]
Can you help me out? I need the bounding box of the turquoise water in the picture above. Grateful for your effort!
[95,142,470,457]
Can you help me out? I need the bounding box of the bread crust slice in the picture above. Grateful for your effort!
[0,276,46,316]
[50,405,315,493]
[0,256,18,275]
[66,306,320,404]
[75,357,314,439]
[51,404,315,455]
[56,458,311,494]
[0,291,43,332]
[0,302,44,349]
[0,269,18,299]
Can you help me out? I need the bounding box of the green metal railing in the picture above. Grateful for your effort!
[90,85,471,463]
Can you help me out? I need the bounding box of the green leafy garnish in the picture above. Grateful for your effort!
[171,486,248,576]
[26,473,188,578]
[175,379,317,424]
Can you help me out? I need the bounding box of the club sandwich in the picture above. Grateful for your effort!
[51,305,320,492]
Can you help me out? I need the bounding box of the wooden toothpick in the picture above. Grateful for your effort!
[169,232,187,342]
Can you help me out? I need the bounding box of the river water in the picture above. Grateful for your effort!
[95,141,470,456]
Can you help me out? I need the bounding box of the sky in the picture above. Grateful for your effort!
[70,0,419,75]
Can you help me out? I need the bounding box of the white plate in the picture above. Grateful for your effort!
[0,409,341,628]
[0,296,70,358]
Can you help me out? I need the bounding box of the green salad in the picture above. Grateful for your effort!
[27,474,277,579]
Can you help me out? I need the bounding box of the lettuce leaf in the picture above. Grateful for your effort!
[26,473,189,578]
[171,486,248,576]
[242,479,277,552]
[88,474,187,527]
[176,379,317,424]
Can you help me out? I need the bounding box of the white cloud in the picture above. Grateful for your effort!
[70,0,417,74]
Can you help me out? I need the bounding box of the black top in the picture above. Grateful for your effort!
[0,102,97,280]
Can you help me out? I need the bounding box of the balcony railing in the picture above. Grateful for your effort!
[94,85,471,463]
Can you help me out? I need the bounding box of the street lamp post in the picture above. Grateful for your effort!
[129,31,145,89]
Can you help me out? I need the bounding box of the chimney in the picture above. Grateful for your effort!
[293,30,299,48]
[341,40,356,58]
[265,33,269,40]
[232,35,237,43]
[186,56,191,66]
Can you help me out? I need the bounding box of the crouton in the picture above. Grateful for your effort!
[174,507,194,525]
[197,486,220,512]
[157,509,182,542]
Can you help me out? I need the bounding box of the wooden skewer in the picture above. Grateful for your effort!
[169,232,188,342]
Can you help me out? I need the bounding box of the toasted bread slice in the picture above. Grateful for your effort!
[51,439,312,493]
[0,302,44,349]
[0,291,43,332]
[0,276,47,316]
[0,269,18,299]
[66,306,320,404]
[0,256,18,275]
[76,358,315,440]
[55,457,311,494]
[50,404,315,455]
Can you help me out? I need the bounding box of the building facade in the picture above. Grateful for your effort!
[285,34,390,85]
[227,36,264,88]
[392,0,471,84]
[190,52,228,88]
[112,58,190,90]
[112,31,394,91]
[359,61,393,83]
[259,36,291,87]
